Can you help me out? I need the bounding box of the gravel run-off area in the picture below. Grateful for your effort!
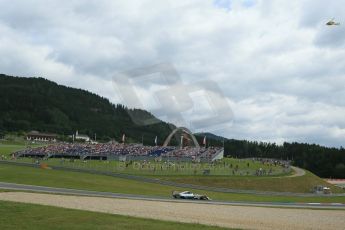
[0,192,344,230]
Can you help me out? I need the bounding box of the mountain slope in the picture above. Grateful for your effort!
[1,74,345,178]
[195,132,225,141]
[0,74,175,143]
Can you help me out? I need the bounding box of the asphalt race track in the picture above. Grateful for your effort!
[0,181,344,210]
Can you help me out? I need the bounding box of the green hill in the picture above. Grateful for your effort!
[0,74,175,144]
[1,74,345,179]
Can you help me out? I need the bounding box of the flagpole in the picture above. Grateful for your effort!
[122,134,125,144]
[203,136,207,148]
[180,135,183,149]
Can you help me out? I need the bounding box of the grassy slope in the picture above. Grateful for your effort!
[0,163,175,196]
[0,200,229,230]
[14,157,289,176]
[156,171,343,193]
[1,164,345,203]
[1,141,288,176]
[7,156,341,193]
[11,149,289,176]
[0,144,26,156]
[0,141,43,157]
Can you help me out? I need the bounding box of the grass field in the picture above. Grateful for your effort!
[14,156,291,176]
[0,143,26,156]
[0,200,229,230]
[0,141,42,157]
[3,141,290,176]
[1,163,345,203]
[156,171,344,193]
[1,142,344,203]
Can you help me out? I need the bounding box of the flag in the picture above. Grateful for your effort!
[154,136,157,145]
[122,134,125,143]
[203,136,206,145]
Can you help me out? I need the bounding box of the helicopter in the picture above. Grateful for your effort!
[326,18,340,26]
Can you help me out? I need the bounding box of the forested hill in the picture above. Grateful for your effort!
[0,74,175,144]
[1,74,345,178]
[226,140,345,178]
[194,134,345,178]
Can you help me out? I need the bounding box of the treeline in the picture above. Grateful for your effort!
[0,74,176,145]
[1,74,344,178]
[196,134,345,178]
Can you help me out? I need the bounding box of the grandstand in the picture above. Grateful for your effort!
[14,143,223,162]
[15,127,224,162]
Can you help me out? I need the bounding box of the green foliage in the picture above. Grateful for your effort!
[0,74,175,143]
[195,134,345,179]
[1,74,344,178]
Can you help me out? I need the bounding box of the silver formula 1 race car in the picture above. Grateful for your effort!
[172,191,211,200]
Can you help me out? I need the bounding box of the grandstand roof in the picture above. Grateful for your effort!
[27,131,57,137]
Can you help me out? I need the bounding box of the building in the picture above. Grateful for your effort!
[73,130,90,142]
[27,131,57,142]
[75,134,90,142]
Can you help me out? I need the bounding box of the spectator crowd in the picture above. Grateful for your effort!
[14,143,223,161]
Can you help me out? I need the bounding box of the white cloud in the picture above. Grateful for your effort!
[0,0,344,147]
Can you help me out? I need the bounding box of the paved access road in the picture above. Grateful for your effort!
[0,181,344,209]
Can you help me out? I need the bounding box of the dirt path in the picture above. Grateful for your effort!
[286,166,306,177]
[1,192,344,230]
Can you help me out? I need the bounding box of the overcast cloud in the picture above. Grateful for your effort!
[0,0,344,147]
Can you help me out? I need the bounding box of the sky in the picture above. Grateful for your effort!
[0,0,345,147]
